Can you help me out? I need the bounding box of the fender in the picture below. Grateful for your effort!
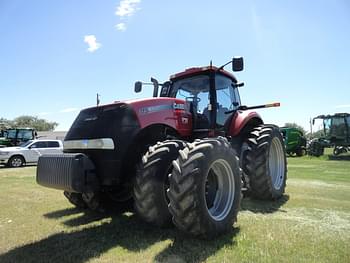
[228,110,263,136]
[125,97,193,137]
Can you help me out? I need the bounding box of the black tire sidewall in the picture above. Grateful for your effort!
[169,137,242,238]
[266,127,287,197]
[244,125,287,200]
[195,145,241,235]
[134,140,186,226]
[144,146,180,217]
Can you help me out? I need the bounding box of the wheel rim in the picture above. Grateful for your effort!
[205,159,235,221]
[11,157,22,167]
[269,137,285,190]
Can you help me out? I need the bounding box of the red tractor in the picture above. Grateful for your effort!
[37,57,287,238]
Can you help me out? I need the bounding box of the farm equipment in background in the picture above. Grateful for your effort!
[0,128,37,148]
[308,113,350,156]
[281,127,307,156]
[36,57,287,238]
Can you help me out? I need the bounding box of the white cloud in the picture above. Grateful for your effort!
[60,108,78,113]
[335,104,350,108]
[84,35,101,52]
[116,0,141,17]
[115,23,127,31]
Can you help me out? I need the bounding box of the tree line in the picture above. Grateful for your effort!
[0,116,322,137]
[0,116,58,131]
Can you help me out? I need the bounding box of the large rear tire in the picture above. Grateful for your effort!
[134,140,186,227]
[168,137,242,238]
[243,125,287,200]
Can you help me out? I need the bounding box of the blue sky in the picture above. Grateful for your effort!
[0,0,349,131]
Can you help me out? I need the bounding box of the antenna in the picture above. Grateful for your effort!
[96,93,100,106]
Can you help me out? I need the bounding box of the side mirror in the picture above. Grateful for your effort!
[134,81,142,93]
[232,57,244,72]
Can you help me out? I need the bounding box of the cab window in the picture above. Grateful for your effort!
[215,75,241,126]
[30,141,47,148]
[173,75,211,117]
[48,141,60,148]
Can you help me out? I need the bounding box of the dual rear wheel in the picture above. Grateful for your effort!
[134,137,242,238]
[64,125,287,238]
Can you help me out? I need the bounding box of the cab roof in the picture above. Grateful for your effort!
[170,66,237,83]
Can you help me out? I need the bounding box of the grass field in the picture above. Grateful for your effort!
[0,151,349,263]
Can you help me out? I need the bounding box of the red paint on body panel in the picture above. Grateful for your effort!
[125,97,193,137]
[228,110,263,136]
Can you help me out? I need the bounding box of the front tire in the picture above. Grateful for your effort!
[134,140,186,227]
[63,191,87,208]
[8,155,25,168]
[168,137,242,238]
[243,125,287,200]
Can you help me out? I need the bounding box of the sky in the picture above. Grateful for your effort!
[0,0,349,132]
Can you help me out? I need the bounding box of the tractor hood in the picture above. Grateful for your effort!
[121,97,192,137]
[122,97,186,111]
[116,97,186,108]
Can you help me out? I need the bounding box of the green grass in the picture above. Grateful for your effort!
[0,152,350,263]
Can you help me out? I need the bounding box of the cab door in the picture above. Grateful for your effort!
[26,141,48,163]
[215,74,241,128]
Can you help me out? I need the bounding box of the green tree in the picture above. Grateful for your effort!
[0,118,14,129]
[12,116,58,131]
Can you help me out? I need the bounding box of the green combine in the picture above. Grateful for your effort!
[308,113,350,156]
[281,127,307,156]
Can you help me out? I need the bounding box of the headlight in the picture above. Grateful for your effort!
[0,151,9,156]
[64,138,115,150]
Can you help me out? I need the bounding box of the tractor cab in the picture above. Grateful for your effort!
[168,65,242,131]
[313,113,350,144]
[0,128,37,148]
[136,57,244,135]
[309,113,350,156]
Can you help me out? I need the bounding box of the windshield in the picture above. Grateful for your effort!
[6,129,17,139]
[171,74,241,127]
[4,129,33,140]
[172,75,210,114]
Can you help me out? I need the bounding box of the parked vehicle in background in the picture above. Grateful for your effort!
[0,139,63,167]
[0,128,37,148]
[308,113,350,156]
[281,127,307,156]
